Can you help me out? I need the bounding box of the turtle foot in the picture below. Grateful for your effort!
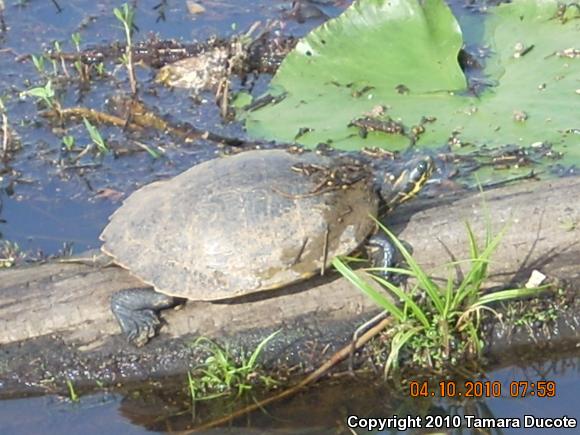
[366,232,396,278]
[111,288,176,347]
[366,232,410,284]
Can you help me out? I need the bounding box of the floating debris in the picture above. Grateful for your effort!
[348,116,406,139]
[513,110,528,123]
[556,48,580,59]
[513,42,534,58]
[186,1,205,15]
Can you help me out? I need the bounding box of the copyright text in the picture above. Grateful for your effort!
[346,415,577,431]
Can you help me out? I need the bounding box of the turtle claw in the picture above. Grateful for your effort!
[124,309,161,347]
[111,288,176,347]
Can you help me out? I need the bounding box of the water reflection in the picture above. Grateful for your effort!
[3,353,574,434]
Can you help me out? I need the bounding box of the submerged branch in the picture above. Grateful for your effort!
[41,100,247,147]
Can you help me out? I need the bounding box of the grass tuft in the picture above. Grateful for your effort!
[333,216,550,375]
[187,330,280,402]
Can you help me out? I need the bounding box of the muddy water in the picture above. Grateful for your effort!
[0,0,578,434]
[0,354,578,434]
[0,0,339,254]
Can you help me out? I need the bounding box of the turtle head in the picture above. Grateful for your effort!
[379,156,434,210]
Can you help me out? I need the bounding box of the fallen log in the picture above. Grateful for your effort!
[0,177,578,395]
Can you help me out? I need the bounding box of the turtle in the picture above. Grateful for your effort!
[101,149,433,346]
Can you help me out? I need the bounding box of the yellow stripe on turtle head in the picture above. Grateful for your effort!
[387,156,434,208]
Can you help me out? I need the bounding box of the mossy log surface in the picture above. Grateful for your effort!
[0,177,579,395]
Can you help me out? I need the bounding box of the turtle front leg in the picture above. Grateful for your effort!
[111,288,177,347]
[366,232,396,278]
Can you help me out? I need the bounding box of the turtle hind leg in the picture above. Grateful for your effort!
[111,288,177,347]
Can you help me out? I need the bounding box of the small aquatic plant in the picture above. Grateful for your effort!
[72,57,91,82]
[51,41,67,77]
[94,62,105,77]
[0,96,11,159]
[71,32,81,52]
[66,378,79,402]
[62,135,75,151]
[333,218,549,376]
[0,240,22,268]
[30,54,46,75]
[187,331,280,402]
[22,80,58,111]
[82,117,109,153]
[113,3,137,95]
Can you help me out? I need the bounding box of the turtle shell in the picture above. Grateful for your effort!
[100,149,379,300]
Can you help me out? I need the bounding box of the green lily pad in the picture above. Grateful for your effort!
[244,0,466,150]
[243,0,580,169]
[461,0,580,155]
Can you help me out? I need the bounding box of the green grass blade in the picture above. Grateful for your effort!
[465,221,479,259]
[82,117,108,152]
[364,266,415,276]
[384,326,423,378]
[371,275,430,329]
[452,224,508,308]
[443,267,454,318]
[475,223,509,277]
[333,257,405,321]
[247,329,281,369]
[187,371,197,399]
[374,220,445,314]
[471,286,550,307]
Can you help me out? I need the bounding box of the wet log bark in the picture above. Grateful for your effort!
[0,177,579,394]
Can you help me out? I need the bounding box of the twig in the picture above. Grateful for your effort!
[348,311,388,373]
[44,104,247,147]
[291,238,308,266]
[59,55,70,79]
[1,112,8,157]
[51,0,62,13]
[474,170,540,190]
[71,144,93,164]
[42,107,145,131]
[216,77,230,119]
[179,316,394,433]
[321,224,329,276]
[126,48,137,96]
